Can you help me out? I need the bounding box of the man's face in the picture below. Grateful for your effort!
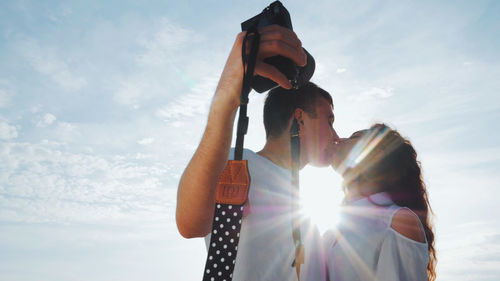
[300,97,339,167]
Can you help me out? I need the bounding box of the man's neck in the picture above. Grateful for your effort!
[257,135,306,170]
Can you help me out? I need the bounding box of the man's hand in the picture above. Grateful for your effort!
[214,25,307,113]
[176,25,306,238]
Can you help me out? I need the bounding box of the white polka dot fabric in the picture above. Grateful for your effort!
[202,203,244,281]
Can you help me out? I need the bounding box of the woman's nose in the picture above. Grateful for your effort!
[333,137,348,145]
[332,128,340,142]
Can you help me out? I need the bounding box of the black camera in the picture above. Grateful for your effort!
[241,1,315,93]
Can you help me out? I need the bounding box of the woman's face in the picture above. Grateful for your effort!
[329,129,368,174]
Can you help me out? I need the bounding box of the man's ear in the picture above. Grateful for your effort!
[293,108,304,125]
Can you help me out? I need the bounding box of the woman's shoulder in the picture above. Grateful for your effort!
[365,192,426,243]
[389,207,426,243]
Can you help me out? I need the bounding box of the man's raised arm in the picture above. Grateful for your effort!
[176,26,306,238]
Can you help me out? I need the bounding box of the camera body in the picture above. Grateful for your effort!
[241,1,315,93]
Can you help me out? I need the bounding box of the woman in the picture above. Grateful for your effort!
[325,123,436,281]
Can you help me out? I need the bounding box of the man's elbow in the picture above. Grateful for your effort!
[176,213,210,239]
[177,223,201,239]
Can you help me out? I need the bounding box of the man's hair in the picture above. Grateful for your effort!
[263,82,333,139]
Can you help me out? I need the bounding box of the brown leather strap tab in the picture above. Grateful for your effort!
[215,160,250,205]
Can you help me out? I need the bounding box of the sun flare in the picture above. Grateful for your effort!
[300,166,344,234]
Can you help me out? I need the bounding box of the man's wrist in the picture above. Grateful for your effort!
[212,88,240,115]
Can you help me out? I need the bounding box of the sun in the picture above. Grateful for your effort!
[299,165,344,234]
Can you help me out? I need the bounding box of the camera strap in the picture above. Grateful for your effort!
[235,26,260,160]
[290,118,304,280]
[202,26,260,281]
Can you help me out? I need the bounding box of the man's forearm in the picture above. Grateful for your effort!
[176,94,238,238]
[175,26,306,238]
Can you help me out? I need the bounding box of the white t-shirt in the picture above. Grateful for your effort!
[205,149,326,281]
[323,192,429,281]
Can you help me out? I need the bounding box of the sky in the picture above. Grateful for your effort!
[0,0,499,280]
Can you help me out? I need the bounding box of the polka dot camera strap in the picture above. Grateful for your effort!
[202,160,250,281]
[202,24,257,281]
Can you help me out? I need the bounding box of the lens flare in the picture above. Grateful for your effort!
[300,166,344,234]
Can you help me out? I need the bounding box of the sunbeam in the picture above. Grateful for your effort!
[300,166,344,234]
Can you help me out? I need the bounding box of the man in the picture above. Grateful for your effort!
[176,25,339,280]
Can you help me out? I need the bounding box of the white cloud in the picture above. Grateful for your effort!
[336,68,347,73]
[136,19,194,66]
[0,88,9,108]
[135,153,152,159]
[48,7,72,23]
[36,113,57,128]
[18,39,87,92]
[138,137,155,145]
[0,140,175,225]
[424,147,500,171]
[351,86,394,101]
[436,223,500,281]
[30,104,42,114]
[155,76,217,121]
[54,121,80,142]
[113,79,146,108]
[391,93,475,126]
[32,119,80,143]
[0,120,18,140]
[111,18,201,108]
[0,80,12,108]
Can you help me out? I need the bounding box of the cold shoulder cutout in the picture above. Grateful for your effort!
[390,207,426,243]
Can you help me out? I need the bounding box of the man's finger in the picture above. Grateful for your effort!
[259,39,307,67]
[259,25,299,43]
[258,26,305,64]
[254,61,292,89]
[259,27,302,49]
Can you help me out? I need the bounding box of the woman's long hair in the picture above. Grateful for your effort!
[343,123,436,280]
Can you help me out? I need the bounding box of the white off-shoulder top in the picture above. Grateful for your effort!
[323,192,429,281]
